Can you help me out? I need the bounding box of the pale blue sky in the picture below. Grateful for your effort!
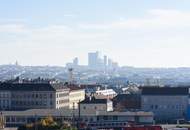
[1,0,190,67]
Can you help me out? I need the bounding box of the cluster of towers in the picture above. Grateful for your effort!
[88,51,118,70]
[66,51,119,70]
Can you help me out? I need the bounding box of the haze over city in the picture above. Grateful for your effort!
[2,1,190,130]
[1,0,190,67]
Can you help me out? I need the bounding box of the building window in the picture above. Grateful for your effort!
[43,94,47,98]
[50,101,53,106]
[50,94,52,98]
[113,116,118,120]
[103,116,108,120]
[90,118,93,122]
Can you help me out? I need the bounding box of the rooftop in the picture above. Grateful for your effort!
[66,84,85,91]
[80,97,108,104]
[141,87,189,95]
[113,94,140,100]
[96,89,117,96]
[0,83,69,91]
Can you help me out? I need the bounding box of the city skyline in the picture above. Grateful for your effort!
[1,0,190,67]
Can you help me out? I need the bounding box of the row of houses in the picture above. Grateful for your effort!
[0,82,154,128]
[0,82,190,126]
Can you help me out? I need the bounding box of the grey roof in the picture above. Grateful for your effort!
[0,83,69,91]
[141,87,189,95]
[113,94,140,101]
[80,98,108,104]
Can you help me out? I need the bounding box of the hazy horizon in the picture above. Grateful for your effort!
[1,0,190,67]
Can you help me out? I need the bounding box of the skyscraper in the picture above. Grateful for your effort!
[73,57,79,66]
[108,58,112,68]
[88,51,99,68]
[104,55,107,67]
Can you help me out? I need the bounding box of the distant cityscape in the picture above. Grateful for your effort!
[65,51,119,70]
[0,52,190,130]
[1,51,190,87]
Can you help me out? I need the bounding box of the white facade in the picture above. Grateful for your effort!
[96,89,117,99]
[55,90,70,109]
[69,89,85,109]
[107,100,113,111]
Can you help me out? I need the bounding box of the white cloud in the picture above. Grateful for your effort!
[0,24,27,33]
[79,9,190,30]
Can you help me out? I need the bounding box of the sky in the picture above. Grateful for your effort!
[1,0,190,67]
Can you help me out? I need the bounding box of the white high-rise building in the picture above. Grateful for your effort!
[108,58,112,68]
[88,51,117,70]
[88,51,100,69]
[73,57,79,66]
[104,55,107,67]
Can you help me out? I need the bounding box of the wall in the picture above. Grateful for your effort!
[141,95,188,121]
[11,91,55,110]
[80,103,107,116]
[0,91,11,110]
[69,89,85,109]
[55,89,69,109]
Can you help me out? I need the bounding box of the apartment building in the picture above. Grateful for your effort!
[0,83,70,110]
[141,87,189,122]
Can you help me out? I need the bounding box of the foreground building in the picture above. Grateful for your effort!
[2,108,153,128]
[79,97,153,128]
[141,87,189,122]
[0,83,70,110]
